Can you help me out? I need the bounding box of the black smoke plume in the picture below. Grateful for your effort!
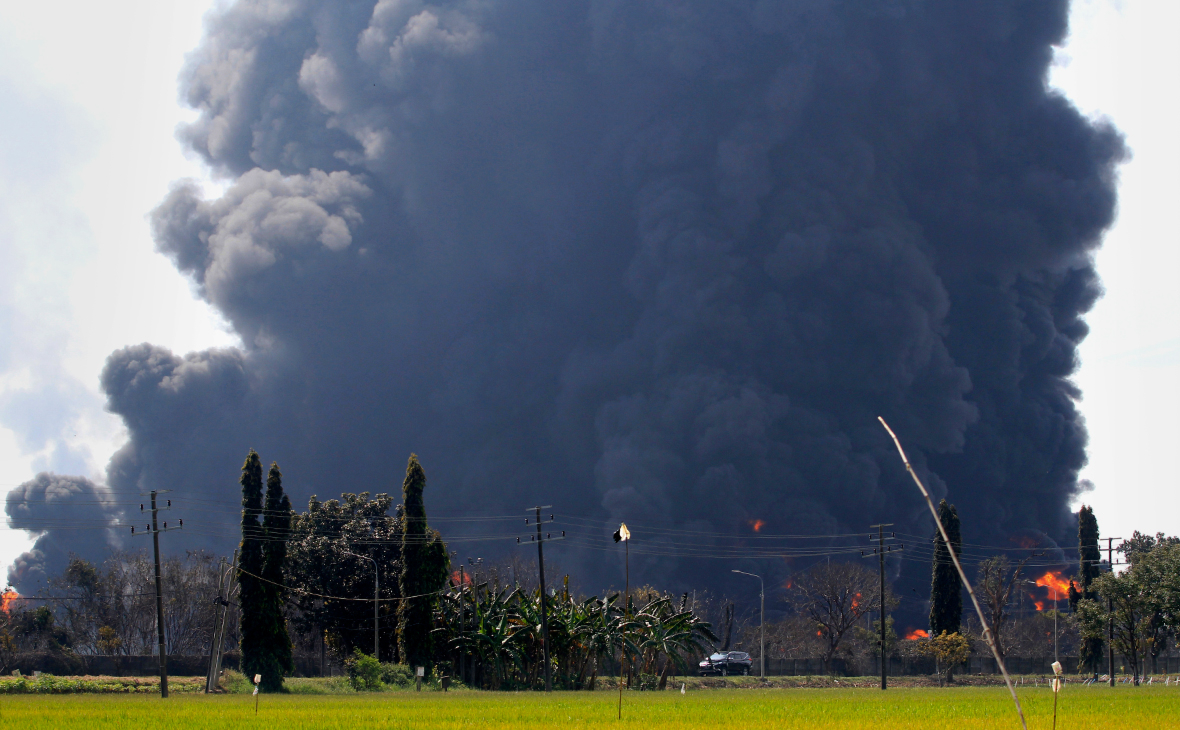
[8,0,1122,601]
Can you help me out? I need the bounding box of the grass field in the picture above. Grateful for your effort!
[1,685,1176,729]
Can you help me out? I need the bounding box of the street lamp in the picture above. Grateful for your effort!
[732,570,764,678]
[613,523,630,720]
[345,551,379,659]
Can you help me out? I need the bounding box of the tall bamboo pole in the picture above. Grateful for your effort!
[879,417,1026,730]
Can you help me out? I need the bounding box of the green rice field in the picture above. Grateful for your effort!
[1,685,1176,729]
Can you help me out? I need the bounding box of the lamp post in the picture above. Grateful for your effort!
[613,523,630,720]
[345,551,379,659]
[731,570,764,677]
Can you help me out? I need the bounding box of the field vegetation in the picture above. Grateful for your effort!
[0,686,1175,729]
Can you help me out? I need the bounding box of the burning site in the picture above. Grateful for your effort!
[0,0,1177,711]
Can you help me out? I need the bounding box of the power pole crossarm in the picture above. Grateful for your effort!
[526,506,555,693]
[869,523,894,691]
[150,490,169,698]
[1105,537,1122,687]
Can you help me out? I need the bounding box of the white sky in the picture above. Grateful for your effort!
[0,0,1174,573]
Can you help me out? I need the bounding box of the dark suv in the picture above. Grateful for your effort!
[698,651,753,676]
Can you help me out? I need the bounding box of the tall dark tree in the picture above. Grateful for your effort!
[929,500,962,637]
[237,450,266,686]
[397,454,449,673]
[256,462,293,691]
[1070,504,1103,675]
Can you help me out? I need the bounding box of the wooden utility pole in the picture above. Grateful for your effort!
[869,524,895,690]
[131,490,182,698]
[516,511,564,692]
[534,506,553,692]
[1105,537,1122,687]
[206,551,238,692]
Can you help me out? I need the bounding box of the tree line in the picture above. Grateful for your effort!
[2,453,1178,690]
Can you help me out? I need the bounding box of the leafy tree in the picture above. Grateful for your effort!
[973,555,1035,661]
[785,561,892,674]
[1069,504,1103,675]
[855,615,897,660]
[1076,569,1149,684]
[1120,534,1180,673]
[929,500,962,637]
[287,492,403,662]
[919,631,971,685]
[397,454,449,674]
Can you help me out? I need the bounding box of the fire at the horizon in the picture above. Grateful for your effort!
[905,629,929,640]
[1035,570,1070,595]
[1,589,17,612]
[1026,570,1071,611]
[748,519,765,533]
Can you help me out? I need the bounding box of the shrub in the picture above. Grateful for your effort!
[634,674,659,691]
[346,650,383,691]
[379,663,414,687]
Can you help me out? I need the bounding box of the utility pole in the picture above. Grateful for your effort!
[205,555,228,692]
[131,490,182,698]
[732,570,764,677]
[1105,537,1122,687]
[535,507,552,692]
[206,550,238,692]
[519,508,564,692]
[865,524,901,690]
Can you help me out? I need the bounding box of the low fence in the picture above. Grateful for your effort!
[6,652,1178,679]
[3,653,231,677]
[3,652,337,678]
[752,655,1180,677]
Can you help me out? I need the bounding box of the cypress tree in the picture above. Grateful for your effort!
[1073,504,1103,675]
[258,461,293,691]
[397,454,449,673]
[237,450,266,687]
[929,499,962,636]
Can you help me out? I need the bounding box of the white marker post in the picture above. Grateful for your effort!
[253,673,261,715]
[1051,661,1063,730]
[416,666,424,692]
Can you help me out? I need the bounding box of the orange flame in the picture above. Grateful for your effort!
[748,519,765,533]
[1034,601,1045,611]
[905,629,929,640]
[1,589,17,612]
[450,570,472,586]
[1035,571,1070,595]
[784,580,793,589]
[851,592,861,610]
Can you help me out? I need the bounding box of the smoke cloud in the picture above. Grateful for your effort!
[7,0,1123,598]
[6,473,121,589]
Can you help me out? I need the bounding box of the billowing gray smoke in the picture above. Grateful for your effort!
[6,474,121,589]
[8,0,1123,598]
